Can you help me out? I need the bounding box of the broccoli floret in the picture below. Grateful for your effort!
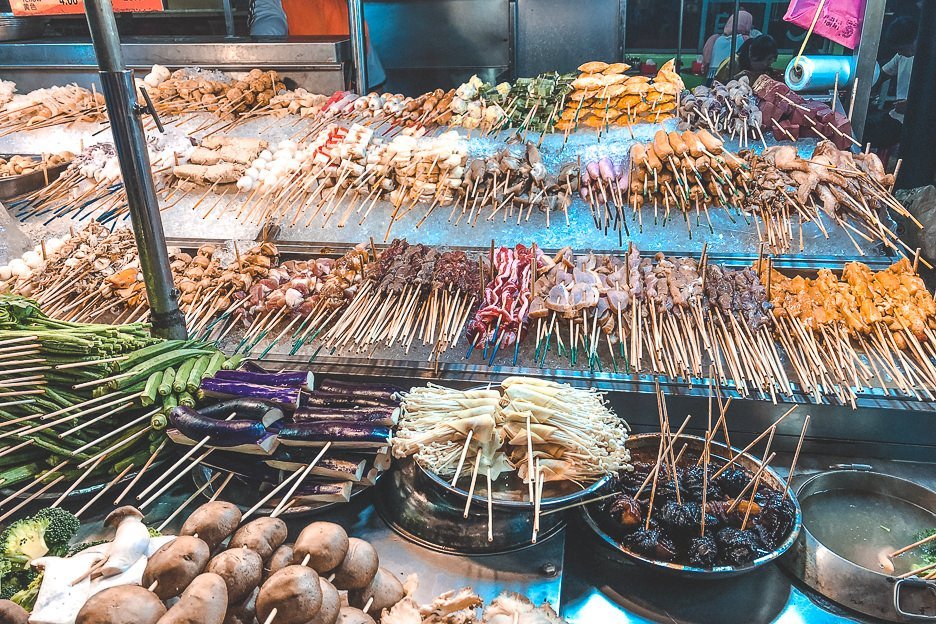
[65,540,110,557]
[0,582,15,600]
[0,567,37,602]
[33,508,79,555]
[0,518,50,565]
[11,569,42,611]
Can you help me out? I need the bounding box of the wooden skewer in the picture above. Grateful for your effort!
[783,414,810,500]
[262,608,278,624]
[138,445,212,510]
[486,468,494,542]
[726,452,776,513]
[157,471,222,532]
[451,429,474,488]
[889,532,936,559]
[114,440,167,505]
[896,561,936,579]
[463,450,483,519]
[710,406,796,480]
[51,455,106,508]
[0,475,66,524]
[76,462,135,518]
[136,414,235,500]
[209,471,236,503]
[271,442,332,517]
[242,459,309,522]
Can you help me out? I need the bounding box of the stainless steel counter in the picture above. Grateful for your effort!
[0,37,350,92]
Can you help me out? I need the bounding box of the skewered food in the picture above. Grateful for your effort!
[395,376,631,487]
[742,141,915,255]
[760,257,936,400]
[455,143,575,227]
[466,244,539,363]
[0,153,72,178]
[0,84,106,133]
[597,440,796,569]
[321,240,478,359]
[753,75,854,148]
[0,80,16,108]
[557,59,683,133]
[677,77,763,148]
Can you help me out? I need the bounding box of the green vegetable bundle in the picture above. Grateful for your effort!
[0,295,237,495]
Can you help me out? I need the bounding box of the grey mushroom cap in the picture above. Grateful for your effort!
[104,505,145,529]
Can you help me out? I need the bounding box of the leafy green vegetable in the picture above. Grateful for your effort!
[917,528,936,564]
[33,508,79,556]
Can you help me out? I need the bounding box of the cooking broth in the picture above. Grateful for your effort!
[801,488,935,575]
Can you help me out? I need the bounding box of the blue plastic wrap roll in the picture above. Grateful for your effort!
[784,55,879,92]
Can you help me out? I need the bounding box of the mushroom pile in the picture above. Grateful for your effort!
[395,376,631,487]
[0,501,569,624]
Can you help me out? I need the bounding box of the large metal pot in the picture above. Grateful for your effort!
[580,433,802,578]
[783,469,936,622]
[375,457,610,555]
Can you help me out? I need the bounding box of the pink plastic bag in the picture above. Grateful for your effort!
[783,0,866,50]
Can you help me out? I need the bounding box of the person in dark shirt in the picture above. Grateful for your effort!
[713,35,780,84]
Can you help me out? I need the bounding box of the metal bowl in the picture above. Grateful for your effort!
[580,432,802,578]
[0,154,71,201]
[375,456,611,555]
[783,469,936,622]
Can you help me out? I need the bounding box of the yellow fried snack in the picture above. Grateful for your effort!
[578,61,610,74]
[600,73,628,86]
[624,75,652,84]
[650,81,681,96]
[572,75,604,90]
[602,63,632,75]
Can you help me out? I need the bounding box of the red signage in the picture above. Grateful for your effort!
[11,0,162,16]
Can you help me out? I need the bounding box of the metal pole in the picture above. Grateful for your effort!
[851,0,885,143]
[348,0,368,93]
[221,0,235,38]
[897,2,936,189]
[675,0,685,73]
[84,0,187,340]
[619,0,627,62]
[727,0,741,79]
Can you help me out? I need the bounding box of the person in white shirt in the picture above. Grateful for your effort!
[866,17,917,149]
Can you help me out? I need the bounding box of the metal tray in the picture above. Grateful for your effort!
[580,432,802,579]
[0,153,69,201]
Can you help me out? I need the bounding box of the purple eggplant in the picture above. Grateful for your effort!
[169,406,267,447]
[303,391,395,409]
[199,398,284,426]
[317,378,401,401]
[277,421,391,449]
[213,369,313,391]
[200,378,301,408]
[293,406,398,427]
